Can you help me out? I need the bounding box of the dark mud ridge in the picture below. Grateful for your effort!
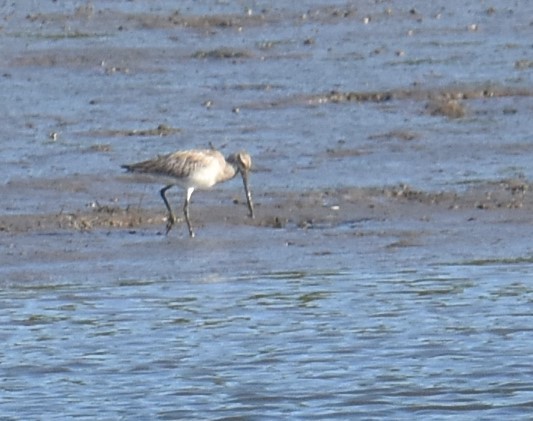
[242,85,533,119]
[1,180,530,234]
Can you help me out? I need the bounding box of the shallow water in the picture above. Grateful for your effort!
[1,0,533,419]
[2,254,533,419]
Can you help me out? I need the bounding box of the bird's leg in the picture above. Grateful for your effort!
[183,187,195,238]
[160,185,177,234]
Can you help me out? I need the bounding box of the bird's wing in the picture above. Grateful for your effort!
[164,150,221,178]
[124,149,220,177]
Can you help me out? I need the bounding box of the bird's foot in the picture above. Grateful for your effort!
[165,214,181,235]
[185,221,195,238]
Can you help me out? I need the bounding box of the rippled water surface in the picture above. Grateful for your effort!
[1,0,533,419]
[2,258,533,419]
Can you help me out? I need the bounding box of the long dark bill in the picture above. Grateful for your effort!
[241,170,255,219]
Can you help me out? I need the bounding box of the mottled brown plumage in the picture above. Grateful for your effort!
[122,149,254,238]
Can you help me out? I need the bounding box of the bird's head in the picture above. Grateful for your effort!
[227,151,252,174]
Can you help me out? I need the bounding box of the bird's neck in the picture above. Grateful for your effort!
[218,162,238,183]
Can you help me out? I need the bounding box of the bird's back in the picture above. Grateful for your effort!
[122,149,229,189]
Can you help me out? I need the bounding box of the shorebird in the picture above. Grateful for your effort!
[122,149,255,238]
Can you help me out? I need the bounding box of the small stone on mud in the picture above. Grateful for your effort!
[427,99,467,119]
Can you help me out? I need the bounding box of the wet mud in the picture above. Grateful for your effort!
[2,1,532,255]
[1,177,530,235]
[241,85,533,122]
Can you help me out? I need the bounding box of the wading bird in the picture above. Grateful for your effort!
[122,149,255,238]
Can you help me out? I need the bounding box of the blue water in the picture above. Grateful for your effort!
[2,260,532,419]
[1,0,532,418]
